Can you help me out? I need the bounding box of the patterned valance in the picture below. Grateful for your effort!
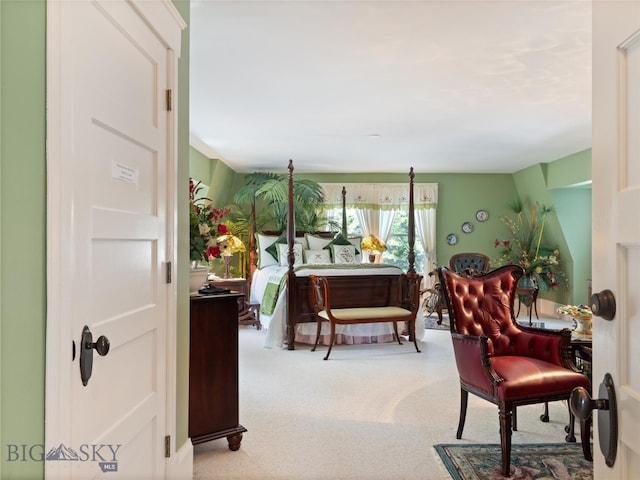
[320,183,438,210]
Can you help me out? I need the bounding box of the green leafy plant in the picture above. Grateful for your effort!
[224,171,329,277]
[493,201,564,291]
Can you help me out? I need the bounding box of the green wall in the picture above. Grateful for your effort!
[189,146,236,207]
[552,187,592,305]
[548,149,592,305]
[0,1,46,479]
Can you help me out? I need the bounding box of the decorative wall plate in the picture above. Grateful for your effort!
[476,210,489,222]
[462,222,474,234]
[446,233,458,245]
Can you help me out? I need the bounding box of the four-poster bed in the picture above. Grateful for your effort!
[248,160,423,350]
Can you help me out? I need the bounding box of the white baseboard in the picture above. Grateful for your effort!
[166,439,193,480]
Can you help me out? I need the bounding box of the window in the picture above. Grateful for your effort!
[381,209,425,274]
[325,207,362,235]
[326,207,424,273]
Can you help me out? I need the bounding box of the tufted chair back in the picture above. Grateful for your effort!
[449,252,490,277]
[436,265,591,477]
[444,262,519,355]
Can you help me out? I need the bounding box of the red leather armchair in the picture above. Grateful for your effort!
[437,265,591,477]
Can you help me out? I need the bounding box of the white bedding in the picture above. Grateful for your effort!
[250,264,426,349]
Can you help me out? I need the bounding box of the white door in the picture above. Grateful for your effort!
[46,1,183,478]
[592,2,640,478]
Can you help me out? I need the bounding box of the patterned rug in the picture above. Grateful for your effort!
[424,312,449,330]
[434,443,592,480]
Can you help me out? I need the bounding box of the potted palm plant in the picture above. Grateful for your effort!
[225,172,328,276]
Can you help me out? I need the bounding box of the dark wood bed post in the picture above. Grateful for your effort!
[286,160,296,349]
[341,186,347,235]
[248,198,257,282]
[407,167,416,274]
[406,167,419,342]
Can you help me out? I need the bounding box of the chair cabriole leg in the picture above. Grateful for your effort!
[323,322,336,360]
[393,321,402,345]
[499,403,513,477]
[565,404,576,442]
[311,316,322,352]
[411,319,420,353]
[456,388,468,439]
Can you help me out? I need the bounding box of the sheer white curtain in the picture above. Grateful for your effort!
[414,184,438,285]
[320,182,438,269]
[377,210,396,244]
[355,209,377,238]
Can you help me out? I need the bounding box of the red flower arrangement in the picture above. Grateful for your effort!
[189,178,231,263]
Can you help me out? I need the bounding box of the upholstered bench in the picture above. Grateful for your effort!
[309,273,422,360]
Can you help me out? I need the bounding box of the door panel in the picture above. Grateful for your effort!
[593,2,640,477]
[46,1,181,478]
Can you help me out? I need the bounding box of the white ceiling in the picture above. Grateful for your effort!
[189,1,591,174]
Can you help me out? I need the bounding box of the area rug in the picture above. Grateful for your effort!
[434,443,592,480]
[424,312,450,330]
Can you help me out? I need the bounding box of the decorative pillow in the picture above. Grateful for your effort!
[277,243,303,267]
[305,233,333,251]
[304,249,332,265]
[323,232,361,262]
[265,232,287,261]
[348,235,363,263]
[256,233,280,269]
[331,244,357,264]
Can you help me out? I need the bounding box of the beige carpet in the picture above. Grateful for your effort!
[193,316,584,480]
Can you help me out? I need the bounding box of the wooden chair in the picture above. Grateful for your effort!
[437,265,591,477]
[309,273,422,360]
[449,252,490,276]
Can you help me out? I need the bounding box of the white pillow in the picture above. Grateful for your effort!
[305,233,333,251]
[348,236,363,263]
[331,244,357,264]
[256,233,279,269]
[277,243,303,266]
[304,249,332,265]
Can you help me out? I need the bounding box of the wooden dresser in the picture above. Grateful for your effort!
[189,293,247,449]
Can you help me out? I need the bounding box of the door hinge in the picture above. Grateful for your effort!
[166,89,173,111]
[166,261,172,284]
[165,435,171,458]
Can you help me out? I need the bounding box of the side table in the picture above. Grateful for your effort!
[209,277,261,329]
[515,286,539,325]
